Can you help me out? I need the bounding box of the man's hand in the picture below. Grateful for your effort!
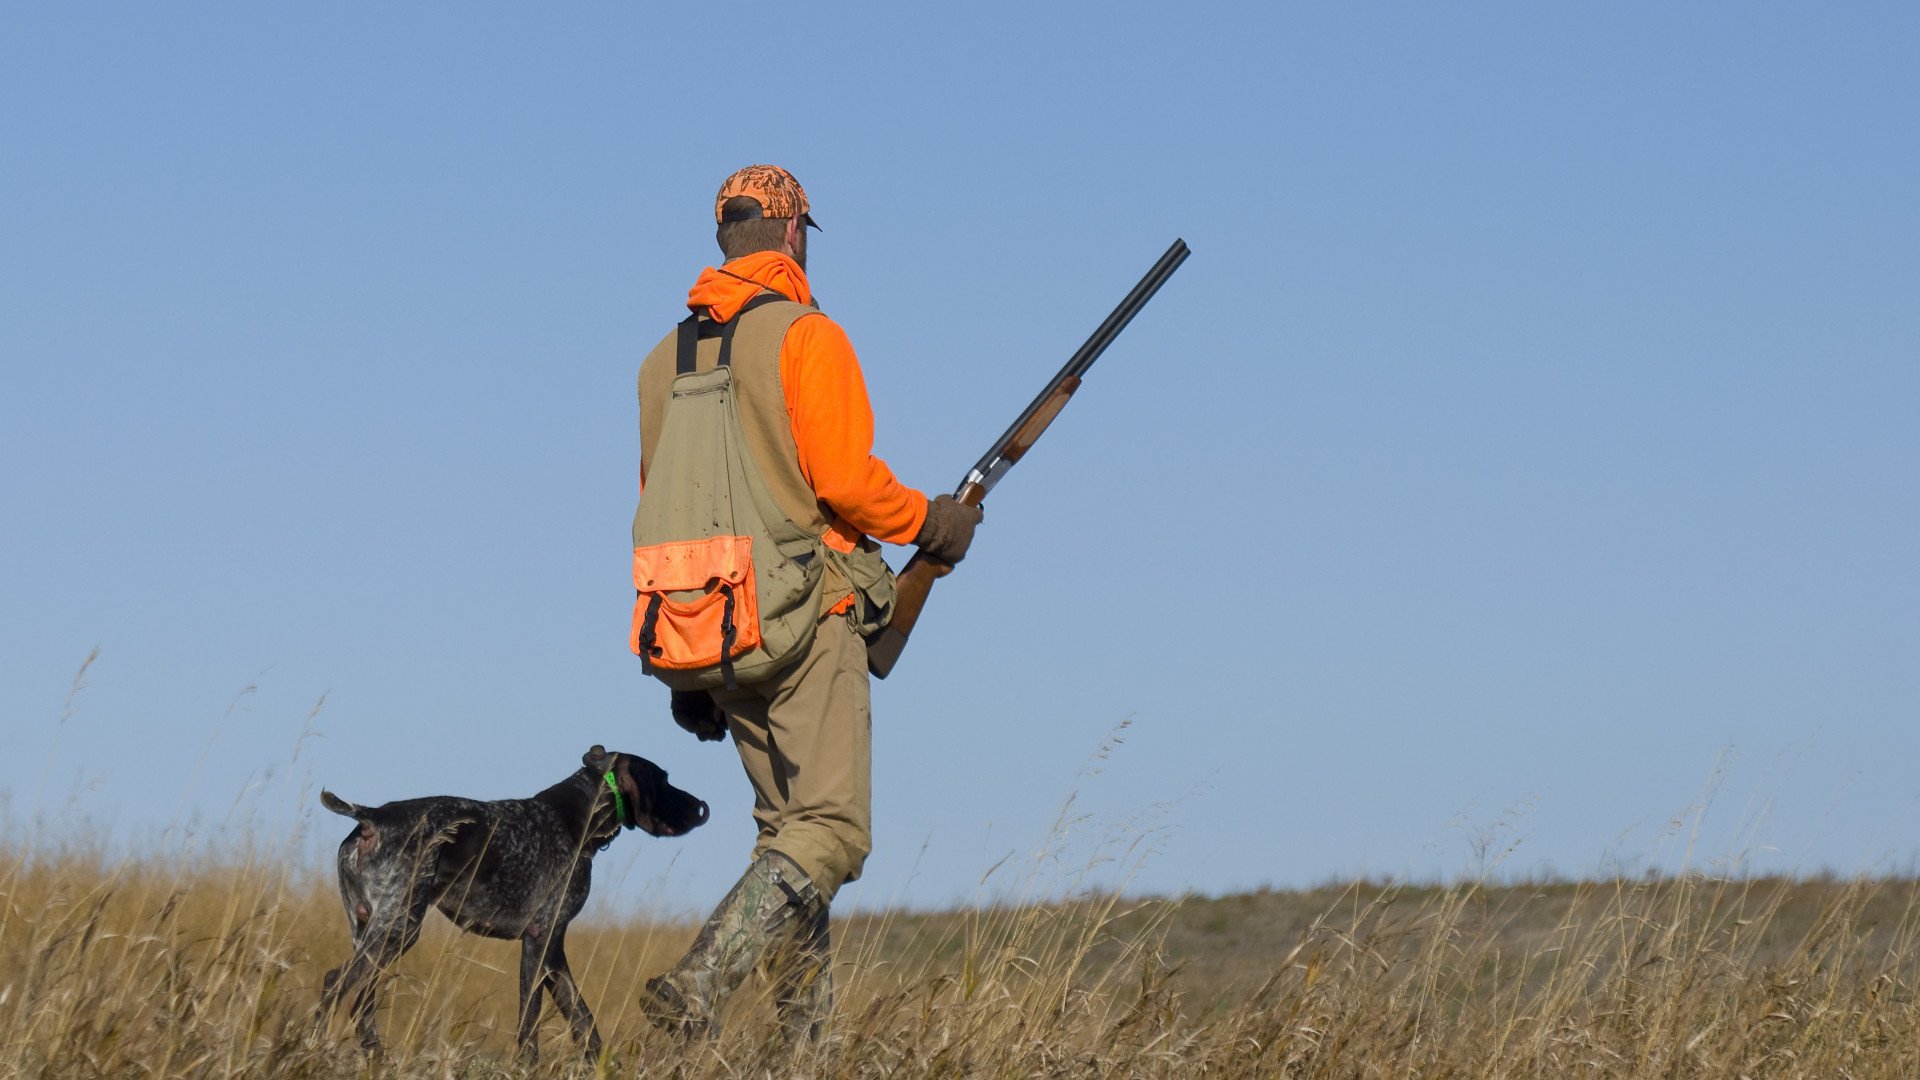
[670,689,728,742]
[914,494,983,565]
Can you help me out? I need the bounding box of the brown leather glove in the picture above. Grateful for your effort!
[669,689,727,742]
[914,494,984,565]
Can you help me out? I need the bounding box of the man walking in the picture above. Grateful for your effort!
[632,164,981,1039]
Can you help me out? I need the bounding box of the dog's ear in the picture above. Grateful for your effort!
[583,745,612,772]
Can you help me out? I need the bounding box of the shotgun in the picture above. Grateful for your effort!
[867,237,1191,678]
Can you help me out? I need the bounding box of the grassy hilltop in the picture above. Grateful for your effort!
[3,847,1919,1077]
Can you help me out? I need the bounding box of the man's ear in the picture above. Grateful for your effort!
[781,215,802,257]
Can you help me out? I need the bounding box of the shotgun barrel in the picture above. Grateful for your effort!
[960,238,1191,498]
[867,238,1191,679]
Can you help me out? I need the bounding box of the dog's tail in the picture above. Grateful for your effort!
[320,790,363,818]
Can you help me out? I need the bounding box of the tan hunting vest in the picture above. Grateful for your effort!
[632,294,893,688]
[637,295,850,600]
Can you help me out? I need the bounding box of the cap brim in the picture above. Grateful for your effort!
[803,212,822,231]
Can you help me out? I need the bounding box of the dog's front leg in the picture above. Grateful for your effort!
[539,927,603,1060]
[516,928,554,1063]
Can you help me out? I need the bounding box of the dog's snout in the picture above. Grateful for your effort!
[694,800,710,825]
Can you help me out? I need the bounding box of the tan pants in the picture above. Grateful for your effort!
[710,613,871,903]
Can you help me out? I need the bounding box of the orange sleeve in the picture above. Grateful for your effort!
[780,313,929,547]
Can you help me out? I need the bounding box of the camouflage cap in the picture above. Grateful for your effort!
[714,164,821,231]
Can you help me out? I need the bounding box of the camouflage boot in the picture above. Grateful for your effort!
[773,901,833,1045]
[642,850,823,1037]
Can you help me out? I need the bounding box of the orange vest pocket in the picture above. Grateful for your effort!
[631,536,764,671]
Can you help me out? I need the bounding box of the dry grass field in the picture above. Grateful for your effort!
[4,837,1919,1078]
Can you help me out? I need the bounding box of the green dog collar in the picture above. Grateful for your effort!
[603,770,628,827]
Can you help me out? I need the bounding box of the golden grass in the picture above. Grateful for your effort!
[4,835,1919,1078]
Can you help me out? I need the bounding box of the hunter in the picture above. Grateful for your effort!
[631,164,981,1039]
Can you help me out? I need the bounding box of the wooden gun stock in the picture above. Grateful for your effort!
[867,380,1082,678]
[864,479,987,679]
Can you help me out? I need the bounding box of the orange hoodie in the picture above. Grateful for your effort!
[680,251,929,553]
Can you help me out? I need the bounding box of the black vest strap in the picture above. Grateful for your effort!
[636,594,665,670]
[676,292,791,375]
[674,314,699,376]
[717,584,739,690]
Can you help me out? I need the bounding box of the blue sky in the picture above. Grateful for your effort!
[2,4,1916,914]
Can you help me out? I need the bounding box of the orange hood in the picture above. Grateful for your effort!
[686,251,814,322]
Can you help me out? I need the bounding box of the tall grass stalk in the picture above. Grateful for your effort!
[4,836,1919,1077]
